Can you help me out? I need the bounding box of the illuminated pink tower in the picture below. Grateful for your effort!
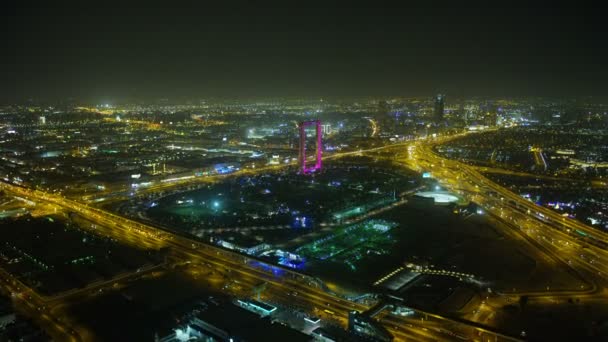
[298,120,322,174]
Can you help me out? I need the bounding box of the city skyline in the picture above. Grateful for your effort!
[1,4,607,342]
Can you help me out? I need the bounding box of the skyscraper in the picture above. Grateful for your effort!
[298,120,322,174]
[486,110,498,127]
[433,94,445,123]
[376,100,389,121]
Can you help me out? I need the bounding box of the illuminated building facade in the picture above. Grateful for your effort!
[434,94,445,122]
[298,120,322,174]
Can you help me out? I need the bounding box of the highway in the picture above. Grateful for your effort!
[389,134,608,335]
[426,142,608,248]
[0,261,83,341]
[413,137,608,277]
[76,139,420,205]
[0,128,589,341]
[0,171,522,341]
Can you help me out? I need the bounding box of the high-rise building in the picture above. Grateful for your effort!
[486,111,498,127]
[433,94,445,122]
[321,123,331,135]
[375,100,389,129]
[377,100,389,119]
[298,120,322,174]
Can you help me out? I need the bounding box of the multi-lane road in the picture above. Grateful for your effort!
[0,152,522,342]
[405,138,608,279]
[6,130,599,341]
[397,135,608,332]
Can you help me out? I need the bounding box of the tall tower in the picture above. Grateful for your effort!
[433,94,445,123]
[298,120,322,174]
[375,100,389,131]
[377,100,389,120]
[486,111,498,127]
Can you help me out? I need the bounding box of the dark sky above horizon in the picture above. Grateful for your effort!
[1,3,607,102]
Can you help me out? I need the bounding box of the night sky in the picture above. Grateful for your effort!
[1,3,607,101]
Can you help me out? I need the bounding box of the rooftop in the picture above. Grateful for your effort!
[195,301,311,342]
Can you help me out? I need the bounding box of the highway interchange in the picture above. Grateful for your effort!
[1,130,606,341]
